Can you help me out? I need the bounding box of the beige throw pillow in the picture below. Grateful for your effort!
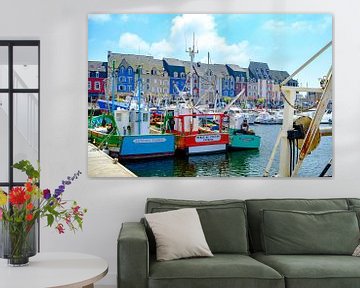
[353,244,360,256]
[145,208,213,261]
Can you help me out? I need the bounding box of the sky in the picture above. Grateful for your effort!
[88,14,332,87]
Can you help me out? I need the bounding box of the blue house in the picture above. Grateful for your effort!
[226,64,248,96]
[117,59,135,94]
[163,58,186,96]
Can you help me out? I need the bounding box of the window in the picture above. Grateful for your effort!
[0,40,40,192]
[143,113,148,122]
[95,82,100,90]
[128,67,133,75]
[119,85,126,91]
[180,72,185,78]
[119,76,126,82]
[120,66,125,74]
[173,72,178,78]
[95,71,99,78]
[88,81,91,90]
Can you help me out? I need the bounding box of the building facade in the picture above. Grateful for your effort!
[88,61,107,101]
[163,58,187,96]
[107,52,170,100]
[93,52,296,105]
[226,64,247,97]
[248,61,298,106]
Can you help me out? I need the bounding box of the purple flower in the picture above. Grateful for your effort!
[43,189,51,200]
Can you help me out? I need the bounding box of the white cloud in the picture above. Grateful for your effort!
[88,14,111,23]
[263,16,332,33]
[118,14,250,66]
[119,33,150,53]
[120,14,129,22]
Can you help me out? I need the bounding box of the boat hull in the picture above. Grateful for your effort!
[120,134,175,159]
[176,133,229,155]
[229,130,261,150]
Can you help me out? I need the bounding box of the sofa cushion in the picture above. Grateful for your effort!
[348,205,360,228]
[149,254,284,288]
[146,198,249,254]
[347,198,360,207]
[261,209,359,255]
[246,198,349,252]
[145,208,213,261]
[252,252,360,288]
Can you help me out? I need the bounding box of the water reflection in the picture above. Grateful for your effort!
[121,125,332,177]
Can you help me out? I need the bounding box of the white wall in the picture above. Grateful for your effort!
[1,0,360,286]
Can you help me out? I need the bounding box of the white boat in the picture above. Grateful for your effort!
[228,107,256,124]
[254,111,282,124]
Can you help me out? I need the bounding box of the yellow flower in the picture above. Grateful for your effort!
[0,190,7,206]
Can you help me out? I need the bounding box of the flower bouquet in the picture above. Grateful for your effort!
[0,160,87,266]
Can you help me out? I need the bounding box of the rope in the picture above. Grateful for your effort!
[280,88,321,113]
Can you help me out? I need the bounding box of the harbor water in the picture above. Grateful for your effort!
[121,124,333,177]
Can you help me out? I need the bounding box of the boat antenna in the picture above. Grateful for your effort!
[185,32,199,99]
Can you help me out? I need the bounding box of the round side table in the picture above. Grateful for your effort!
[0,252,108,288]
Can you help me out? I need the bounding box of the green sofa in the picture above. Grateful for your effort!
[118,198,360,288]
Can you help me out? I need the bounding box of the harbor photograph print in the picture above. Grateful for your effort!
[87,13,333,178]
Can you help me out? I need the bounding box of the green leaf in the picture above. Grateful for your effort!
[13,160,40,180]
[47,214,54,227]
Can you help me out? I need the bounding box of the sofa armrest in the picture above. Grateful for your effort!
[118,222,149,288]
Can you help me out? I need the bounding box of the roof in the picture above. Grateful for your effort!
[211,64,229,76]
[88,61,107,72]
[269,70,290,83]
[163,57,186,67]
[108,52,164,72]
[248,61,271,80]
[226,64,247,73]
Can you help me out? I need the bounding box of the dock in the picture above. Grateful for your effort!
[88,143,137,177]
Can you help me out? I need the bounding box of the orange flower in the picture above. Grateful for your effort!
[25,182,33,192]
[26,214,33,221]
[26,203,34,210]
[24,193,31,200]
[9,187,26,205]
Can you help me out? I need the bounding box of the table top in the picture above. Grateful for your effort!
[0,252,108,288]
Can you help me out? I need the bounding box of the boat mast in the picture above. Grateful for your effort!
[186,33,198,99]
[111,60,116,114]
[136,65,143,135]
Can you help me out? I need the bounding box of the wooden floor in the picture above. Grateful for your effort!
[88,143,137,177]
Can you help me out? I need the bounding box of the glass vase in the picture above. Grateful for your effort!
[0,220,37,266]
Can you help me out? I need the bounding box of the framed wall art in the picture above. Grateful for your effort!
[87,13,333,178]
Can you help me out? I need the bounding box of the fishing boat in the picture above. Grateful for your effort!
[88,66,175,160]
[228,113,261,150]
[97,98,129,111]
[168,34,229,155]
[172,105,229,155]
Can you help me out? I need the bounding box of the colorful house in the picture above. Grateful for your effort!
[116,58,135,95]
[226,64,248,97]
[88,61,107,101]
[163,58,187,96]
